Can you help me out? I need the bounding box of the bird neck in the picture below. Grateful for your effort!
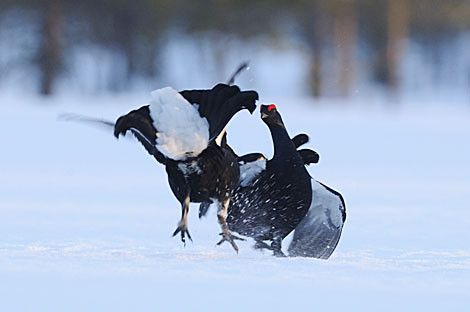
[267,123,296,160]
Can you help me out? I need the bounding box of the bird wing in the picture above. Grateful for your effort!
[115,85,258,161]
[288,179,346,259]
[128,128,167,164]
[59,113,167,164]
[59,113,115,128]
[180,84,258,142]
[237,153,267,187]
[114,105,168,164]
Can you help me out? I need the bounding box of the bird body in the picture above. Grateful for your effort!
[227,104,312,256]
[166,142,239,204]
[114,84,258,251]
[227,122,346,258]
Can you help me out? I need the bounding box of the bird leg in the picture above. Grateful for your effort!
[271,238,286,257]
[172,196,192,245]
[216,199,245,253]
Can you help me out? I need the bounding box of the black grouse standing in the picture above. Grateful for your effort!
[226,130,346,259]
[114,84,258,252]
[225,104,312,256]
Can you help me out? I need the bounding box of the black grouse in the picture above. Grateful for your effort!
[113,84,258,252]
[225,104,313,256]
[225,129,346,258]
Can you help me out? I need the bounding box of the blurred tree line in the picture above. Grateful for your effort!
[0,0,469,96]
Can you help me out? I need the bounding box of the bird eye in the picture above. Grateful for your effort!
[267,104,276,112]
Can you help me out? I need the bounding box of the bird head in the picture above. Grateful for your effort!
[260,104,284,127]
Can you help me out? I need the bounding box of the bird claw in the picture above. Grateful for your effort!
[216,232,245,253]
[172,225,192,246]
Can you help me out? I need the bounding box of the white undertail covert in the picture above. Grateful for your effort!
[149,87,210,160]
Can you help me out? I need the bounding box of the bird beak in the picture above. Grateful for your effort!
[261,113,269,119]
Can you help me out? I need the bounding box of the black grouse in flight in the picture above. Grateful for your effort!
[114,84,258,252]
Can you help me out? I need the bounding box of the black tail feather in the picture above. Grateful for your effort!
[292,133,309,149]
[291,133,319,165]
[227,62,249,85]
[298,149,320,165]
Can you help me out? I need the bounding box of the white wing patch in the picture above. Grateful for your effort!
[239,159,266,187]
[149,87,209,160]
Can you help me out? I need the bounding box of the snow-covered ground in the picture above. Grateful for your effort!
[1,91,469,311]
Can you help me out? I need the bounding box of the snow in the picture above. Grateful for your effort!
[1,92,470,311]
[149,87,209,160]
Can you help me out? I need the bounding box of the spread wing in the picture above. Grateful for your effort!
[114,105,168,164]
[180,84,258,142]
[114,84,258,161]
[288,179,346,259]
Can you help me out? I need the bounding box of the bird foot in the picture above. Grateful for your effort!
[270,238,285,257]
[253,241,286,257]
[253,241,272,251]
[273,249,286,257]
[172,224,192,246]
[217,232,245,253]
